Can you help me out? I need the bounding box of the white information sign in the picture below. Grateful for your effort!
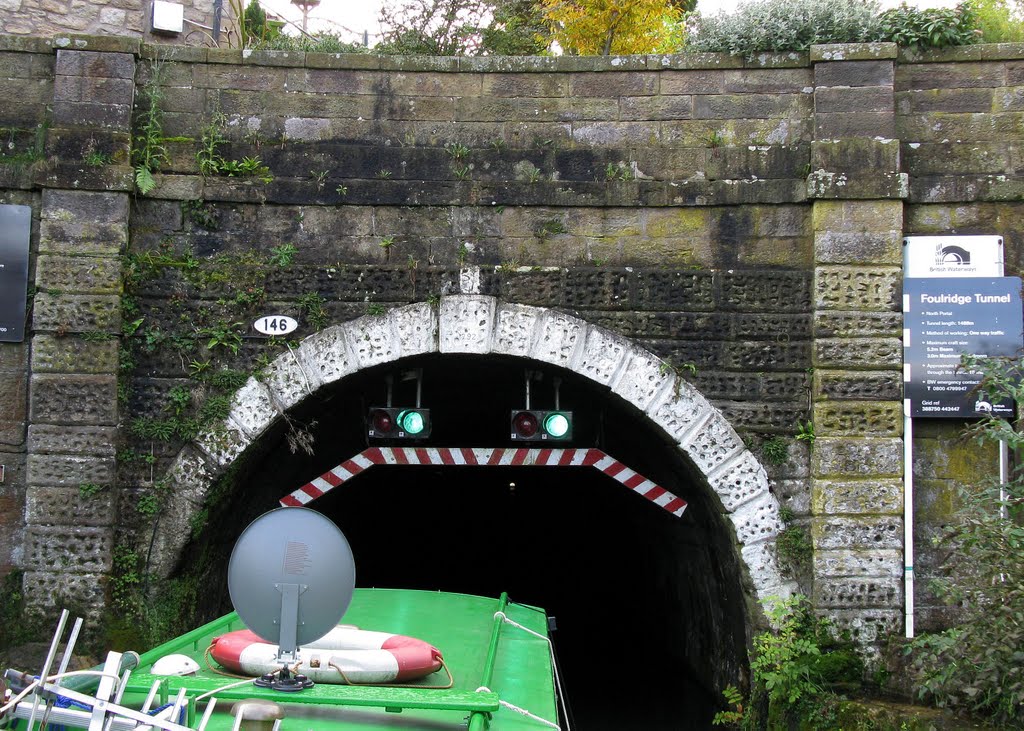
[253,315,298,336]
[903,235,1003,278]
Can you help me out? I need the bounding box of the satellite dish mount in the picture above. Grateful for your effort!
[251,581,313,691]
[228,508,356,693]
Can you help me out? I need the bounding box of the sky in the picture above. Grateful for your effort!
[258,0,960,46]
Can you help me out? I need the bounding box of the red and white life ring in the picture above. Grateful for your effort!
[210,627,443,684]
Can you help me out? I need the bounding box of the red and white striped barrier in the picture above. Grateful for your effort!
[280,447,687,517]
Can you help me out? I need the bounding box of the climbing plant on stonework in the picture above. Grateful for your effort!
[540,0,685,55]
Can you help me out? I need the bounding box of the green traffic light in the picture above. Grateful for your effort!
[398,409,426,435]
[544,412,570,438]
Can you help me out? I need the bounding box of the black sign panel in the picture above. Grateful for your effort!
[0,205,31,343]
[904,277,1023,418]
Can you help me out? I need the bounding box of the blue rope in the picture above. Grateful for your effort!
[39,695,182,730]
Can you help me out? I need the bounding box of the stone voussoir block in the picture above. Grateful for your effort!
[261,348,324,412]
[194,419,251,473]
[644,375,712,445]
[709,450,771,513]
[609,349,675,413]
[813,401,902,437]
[225,378,280,440]
[680,412,746,476]
[439,296,496,354]
[493,303,544,359]
[741,540,796,601]
[730,490,785,545]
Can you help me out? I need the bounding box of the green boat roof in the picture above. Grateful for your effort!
[125,588,559,731]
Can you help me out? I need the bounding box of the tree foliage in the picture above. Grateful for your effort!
[377,0,548,55]
[540,0,684,55]
[905,353,1024,725]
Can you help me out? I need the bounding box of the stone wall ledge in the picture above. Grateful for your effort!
[6,34,1024,70]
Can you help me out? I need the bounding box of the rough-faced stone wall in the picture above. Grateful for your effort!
[0,0,216,46]
[896,45,1024,632]
[2,34,1023,655]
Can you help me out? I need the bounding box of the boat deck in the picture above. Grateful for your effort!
[124,588,559,730]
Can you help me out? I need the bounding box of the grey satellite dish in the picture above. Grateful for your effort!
[227,507,356,691]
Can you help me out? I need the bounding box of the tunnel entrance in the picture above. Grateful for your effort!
[315,463,727,729]
[177,351,752,729]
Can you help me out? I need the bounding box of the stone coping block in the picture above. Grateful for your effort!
[0,36,53,53]
[52,35,141,55]
[810,43,898,63]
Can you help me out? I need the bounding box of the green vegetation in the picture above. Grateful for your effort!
[761,436,789,466]
[298,291,329,330]
[795,420,815,447]
[197,111,272,182]
[974,0,1024,42]
[775,507,813,579]
[252,32,369,53]
[688,0,993,56]
[878,2,981,48]
[131,62,168,195]
[714,595,863,729]
[903,354,1024,726]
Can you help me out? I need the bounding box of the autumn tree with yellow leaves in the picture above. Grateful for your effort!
[540,0,689,55]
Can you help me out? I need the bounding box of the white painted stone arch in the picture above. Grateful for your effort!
[153,295,795,603]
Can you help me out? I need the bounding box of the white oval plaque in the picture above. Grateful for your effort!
[253,315,298,336]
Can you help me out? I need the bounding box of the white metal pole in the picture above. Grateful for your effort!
[999,436,1009,519]
[904,404,915,639]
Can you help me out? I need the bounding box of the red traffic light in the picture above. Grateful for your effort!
[512,411,539,438]
[370,408,395,435]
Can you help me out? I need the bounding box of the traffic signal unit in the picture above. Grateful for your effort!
[366,407,573,443]
[510,410,573,442]
[367,407,431,440]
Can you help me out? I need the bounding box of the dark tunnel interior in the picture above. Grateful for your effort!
[175,353,752,729]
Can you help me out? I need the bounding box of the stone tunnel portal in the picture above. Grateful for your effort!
[177,353,753,730]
